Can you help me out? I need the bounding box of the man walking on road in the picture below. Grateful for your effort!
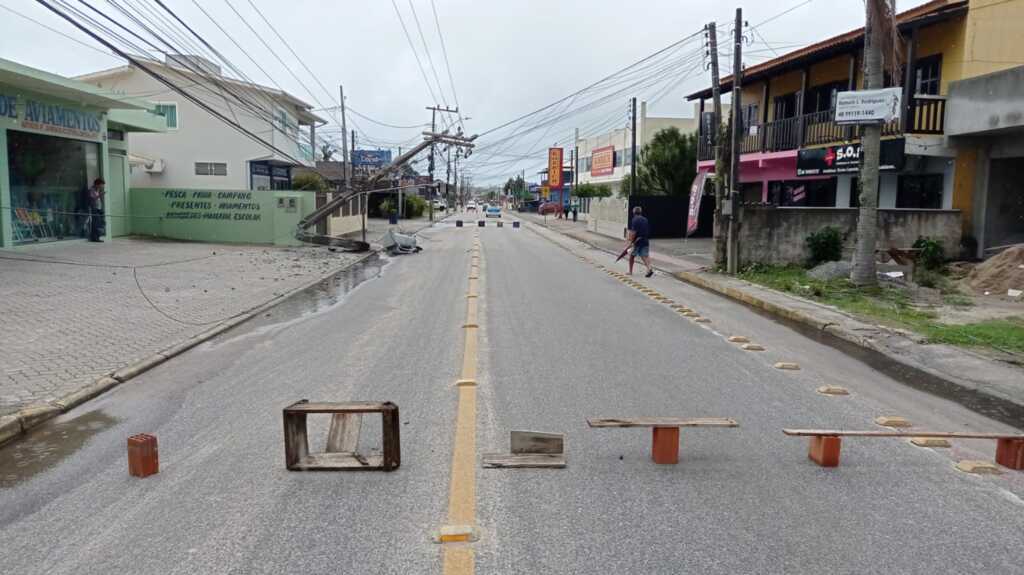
[626,206,653,277]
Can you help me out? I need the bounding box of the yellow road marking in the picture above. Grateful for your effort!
[443,241,482,575]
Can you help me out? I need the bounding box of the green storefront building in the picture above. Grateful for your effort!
[0,57,164,248]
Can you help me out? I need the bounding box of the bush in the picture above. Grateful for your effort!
[379,199,396,215]
[575,183,612,198]
[404,195,428,218]
[913,236,945,271]
[805,226,843,266]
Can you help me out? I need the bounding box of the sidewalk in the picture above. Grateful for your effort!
[517,213,711,272]
[0,237,367,440]
[525,214,1024,419]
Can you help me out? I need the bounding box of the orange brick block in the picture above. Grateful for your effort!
[808,435,841,467]
[651,427,680,465]
[995,438,1024,470]
[128,433,159,478]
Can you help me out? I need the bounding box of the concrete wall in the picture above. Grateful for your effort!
[586,196,628,239]
[738,206,963,266]
[947,64,1024,136]
[130,188,312,246]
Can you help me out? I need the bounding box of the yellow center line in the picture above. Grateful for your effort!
[442,236,482,575]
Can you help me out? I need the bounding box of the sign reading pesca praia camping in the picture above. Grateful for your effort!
[548,148,563,189]
[686,171,708,237]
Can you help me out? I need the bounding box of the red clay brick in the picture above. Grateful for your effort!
[128,433,159,478]
[808,435,841,467]
[651,427,680,465]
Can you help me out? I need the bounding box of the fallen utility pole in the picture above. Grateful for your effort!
[427,105,458,222]
[295,131,476,247]
[727,8,743,275]
[706,22,726,268]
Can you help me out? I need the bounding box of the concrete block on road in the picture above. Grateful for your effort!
[774,362,801,370]
[742,343,765,351]
[911,437,951,448]
[816,385,849,396]
[875,416,912,428]
[728,336,750,343]
[955,460,1002,475]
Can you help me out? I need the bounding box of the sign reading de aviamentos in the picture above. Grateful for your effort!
[590,146,614,177]
[834,88,902,125]
[548,148,563,189]
[0,92,102,139]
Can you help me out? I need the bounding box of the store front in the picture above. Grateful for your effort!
[0,58,159,248]
[250,161,292,191]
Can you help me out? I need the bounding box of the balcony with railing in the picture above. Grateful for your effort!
[698,96,946,162]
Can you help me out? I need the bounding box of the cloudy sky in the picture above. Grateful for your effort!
[1,0,931,183]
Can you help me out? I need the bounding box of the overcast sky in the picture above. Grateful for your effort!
[1,0,931,184]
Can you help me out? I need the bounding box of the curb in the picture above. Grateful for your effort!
[0,249,380,449]
[674,269,1024,427]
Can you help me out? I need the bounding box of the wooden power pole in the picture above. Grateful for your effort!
[707,22,726,267]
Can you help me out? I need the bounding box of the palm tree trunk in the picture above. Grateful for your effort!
[850,1,885,286]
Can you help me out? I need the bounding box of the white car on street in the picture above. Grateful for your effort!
[466,201,477,212]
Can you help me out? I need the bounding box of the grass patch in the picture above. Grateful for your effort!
[737,264,1022,354]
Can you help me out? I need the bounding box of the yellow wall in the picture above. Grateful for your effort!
[915,15,967,94]
[952,148,977,234]
[963,0,1024,79]
[809,55,854,87]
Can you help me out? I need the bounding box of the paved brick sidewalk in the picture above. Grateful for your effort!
[0,238,363,416]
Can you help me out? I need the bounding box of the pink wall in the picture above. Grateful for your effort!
[698,152,830,202]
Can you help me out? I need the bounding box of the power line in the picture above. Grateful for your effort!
[391,0,440,106]
[407,0,448,108]
[429,0,462,129]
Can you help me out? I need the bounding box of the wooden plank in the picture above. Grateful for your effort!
[510,431,564,454]
[290,452,384,471]
[587,417,738,428]
[325,413,361,453]
[284,401,390,414]
[783,429,1024,439]
[482,453,566,469]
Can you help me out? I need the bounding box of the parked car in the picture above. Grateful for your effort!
[485,205,501,218]
[538,202,563,216]
[432,199,447,210]
[466,201,477,212]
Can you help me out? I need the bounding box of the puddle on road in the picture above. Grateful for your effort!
[0,410,119,489]
[201,253,390,348]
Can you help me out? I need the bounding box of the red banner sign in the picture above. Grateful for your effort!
[687,171,709,237]
[591,146,614,177]
[548,148,563,189]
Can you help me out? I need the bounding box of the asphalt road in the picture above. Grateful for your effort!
[1,212,1023,575]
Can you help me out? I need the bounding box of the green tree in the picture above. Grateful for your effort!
[617,127,697,198]
[292,172,329,191]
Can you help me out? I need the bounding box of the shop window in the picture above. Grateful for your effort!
[7,130,100,243]
[770,179,837,207]
[914,54,942,96]
[897,174,943,209]
[195,162,227,176]
[154,103,178,129]
[742,103,759,131]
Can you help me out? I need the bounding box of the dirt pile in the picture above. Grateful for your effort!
[966,245,1024,294]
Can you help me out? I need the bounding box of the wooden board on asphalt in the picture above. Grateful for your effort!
[588,417,738,428]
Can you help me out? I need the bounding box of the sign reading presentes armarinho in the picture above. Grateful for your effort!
[548,148,563,189]
[591,146,614,177]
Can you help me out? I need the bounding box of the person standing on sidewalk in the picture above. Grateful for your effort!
[626,206,653,277]
[87,178,106,243]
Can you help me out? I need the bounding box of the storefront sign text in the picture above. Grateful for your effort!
[835,88,902,125]
[22,100,102,139]
[796,138,905,176]
[591,146,614,177]
[162,190,263,222]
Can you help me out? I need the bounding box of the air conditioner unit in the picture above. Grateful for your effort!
[144,159,165,173]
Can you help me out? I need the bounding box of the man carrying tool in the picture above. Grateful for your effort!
[624,206,653,277]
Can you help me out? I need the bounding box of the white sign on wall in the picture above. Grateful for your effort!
[834,88,902,125]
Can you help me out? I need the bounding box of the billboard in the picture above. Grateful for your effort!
[351,149,393,167]
[548,148,563,189]
[591,146,614,177]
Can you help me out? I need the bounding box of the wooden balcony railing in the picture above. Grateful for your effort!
[696,96,945,162]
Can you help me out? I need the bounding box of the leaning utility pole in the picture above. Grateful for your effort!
[339,84,360,241]
[426,105,458,221]
[851,1,886,286]
[727,8,743,274]
[707,22,726,267]
[630,97,638,197]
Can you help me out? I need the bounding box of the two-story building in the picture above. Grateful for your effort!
[77,54,322,192]
[688,0,1024,259]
